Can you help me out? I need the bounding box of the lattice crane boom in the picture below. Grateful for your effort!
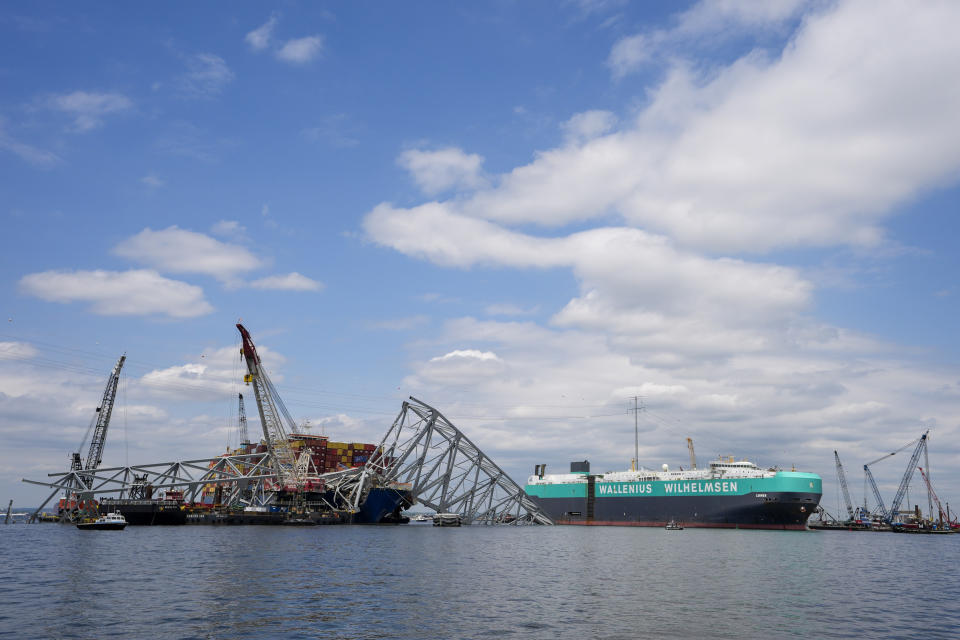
[834,450,855,520]
[863,464,887,520]
[71,355,125,482]
[918,466,947,523]
[237,324,298,487]
[238,393,250,445]
[887,431,928,523]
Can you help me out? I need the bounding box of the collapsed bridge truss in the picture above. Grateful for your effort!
[24,395,552,525]
[348,397,553,525]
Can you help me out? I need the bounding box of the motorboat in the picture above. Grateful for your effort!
[76,512,127,530]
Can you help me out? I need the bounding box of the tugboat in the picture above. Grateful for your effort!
[665,519,683,530]
[76,512,127,530]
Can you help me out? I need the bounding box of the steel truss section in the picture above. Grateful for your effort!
[24,452,283,521]
[360,397,553,525]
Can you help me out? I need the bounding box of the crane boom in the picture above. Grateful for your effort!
[237,324,298,487]
[686,437,697,470]
[834,450,854,519]
[238,393,250,445]
[863,464,887,520]
[69,355,125,491]
[918,467,946,523]
[84,355,125,473]
[887,431,928,523]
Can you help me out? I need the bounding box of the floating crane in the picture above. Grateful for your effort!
[69,355,125,509]
[834,450,855,521]
[236,324,300,489]
[861,433,925,521]
[886,431,928,524]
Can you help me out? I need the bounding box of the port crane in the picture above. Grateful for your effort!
[834,450,855,521]
[686,437,697,470]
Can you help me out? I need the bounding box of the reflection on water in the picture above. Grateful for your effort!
[1,524,957,639]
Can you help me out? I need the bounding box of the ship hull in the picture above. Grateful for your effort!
[530,492,819,529]
[526,472,821,530]
[98,499,187,525]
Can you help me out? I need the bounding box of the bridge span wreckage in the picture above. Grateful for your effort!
[22,324,553,526]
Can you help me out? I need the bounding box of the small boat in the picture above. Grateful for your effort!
[432,513,462,527]
[76,512,127,530]
[665,520,683,530]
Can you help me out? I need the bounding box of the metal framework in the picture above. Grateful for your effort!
[834,450,854,520]
[887,431,928,523]
[863,465,887,520]
[356,397,553,525]
[22,327,553,528]
[237,324,299,486]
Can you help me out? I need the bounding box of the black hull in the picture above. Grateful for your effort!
[531,492,820,530]
[99,499,187,525]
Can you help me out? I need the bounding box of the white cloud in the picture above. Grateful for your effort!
[485,304,539,317]
[365,203,811,363]
[0,342,38,361]
[246,14,278,51]
[395,1,960,254]
[178,53,234,98]
[276,36,324,64]
[561,110,617,145]
[139,344,286,401]
[112,226,263,282]
[0,117,60,167]
[249,272,323,291]
[608,34,650,79]
[432,349,502,363]
[608,0,806,78]
[48,90,132,132]
[19,269,213,318]
[397,147,486,196]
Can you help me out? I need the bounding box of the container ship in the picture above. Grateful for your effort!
[525,458,822,529]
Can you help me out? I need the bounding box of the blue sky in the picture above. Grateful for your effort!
[3,1,960,517]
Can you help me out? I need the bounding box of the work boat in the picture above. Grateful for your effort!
[76,512,128,530]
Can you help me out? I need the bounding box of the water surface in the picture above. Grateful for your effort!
[1,524,957,639]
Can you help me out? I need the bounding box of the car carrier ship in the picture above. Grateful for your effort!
[525,457,821,529]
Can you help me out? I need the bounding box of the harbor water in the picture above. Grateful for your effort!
[1,524,957,639]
